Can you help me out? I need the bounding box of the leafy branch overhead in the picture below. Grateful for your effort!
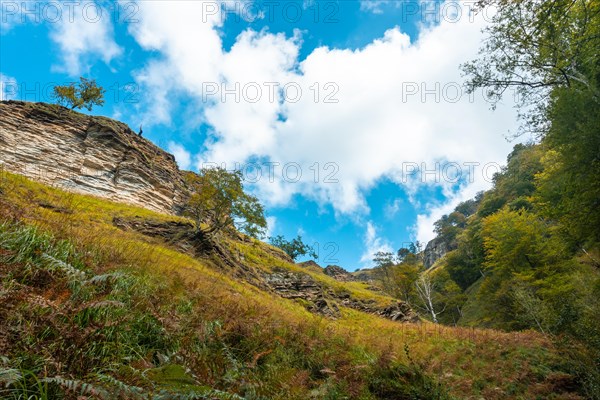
[461,0,600,135]
[183,167,267,239]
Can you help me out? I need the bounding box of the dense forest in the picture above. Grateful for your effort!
[366,0,600,396]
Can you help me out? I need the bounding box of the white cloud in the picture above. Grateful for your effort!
[265,216,277,238]
[126,1,519,243]
[201,6,517,215]
[125,0,228,125]
[0,73,17,100]
[167,141,192,170]
[359,221,394,267]
[384,198,403,219]
[412,178,488,244]
[49,2,122,76]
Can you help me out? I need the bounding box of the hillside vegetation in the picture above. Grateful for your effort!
[0,171,585,399]
[366,1,600,397]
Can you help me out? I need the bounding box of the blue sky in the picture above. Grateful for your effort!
[0,0,521,270]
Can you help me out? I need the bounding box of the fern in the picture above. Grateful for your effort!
[154,387,245,400]
[87,272,126,286]
[42,376,110,399]
[0,367,22,387]
[95,373,144,399]
[40,253,86,281]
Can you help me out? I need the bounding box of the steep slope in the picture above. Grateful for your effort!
[0,101,415,323]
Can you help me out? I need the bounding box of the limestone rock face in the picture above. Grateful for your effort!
[0,101,186,214]
[423,236,449,269]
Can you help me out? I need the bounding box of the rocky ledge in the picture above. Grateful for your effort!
[323,265,356,282]
[263,269,418,322]
[0,101,186,214]
[113,216,418,323]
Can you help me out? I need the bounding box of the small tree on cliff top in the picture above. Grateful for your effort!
[183,167,267,239]
[53,77,105,111]
[269,235,317,261]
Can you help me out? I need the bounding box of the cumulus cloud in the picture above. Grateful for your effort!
[125,0,519,248]
[198,6,517,216]
[265,216,277,238]
[49,1,122,76]
[167,141,192,170]
[125,0,231,125]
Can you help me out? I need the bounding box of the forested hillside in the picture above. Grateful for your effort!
[363,1,600,397]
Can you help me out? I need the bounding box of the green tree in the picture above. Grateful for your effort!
[430,268,467,325]
[534,88,600,245]
[389,261,420,304]
[462,0,600,135]
[444,219,485,291]
[183,167,266,238]
[463,0,600,245]
[478,207,579,330]
[269,235,317,261]
[373,251,395,268]
[53,77,105,111]
[372,251,396,292]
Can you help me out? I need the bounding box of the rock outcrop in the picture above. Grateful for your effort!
[323,265,355,282]
[263,269,341,318]
[351,269,375,283]
[298,260,322,269]
[423,236,449,269]
[378,302,419,323]
[0,101,186,214]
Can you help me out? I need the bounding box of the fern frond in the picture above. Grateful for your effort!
[0,367,22,387]
[87,272,126,286]
[42,376,110,399]
[95,373,144,399]
[40,253,86,281]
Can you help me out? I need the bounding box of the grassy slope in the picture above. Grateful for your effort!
[0,172,582,399]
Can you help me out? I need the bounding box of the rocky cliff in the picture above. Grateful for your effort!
[423,236,449,269]
[0,101,186,214]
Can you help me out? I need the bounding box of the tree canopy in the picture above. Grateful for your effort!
[269,235,317,261]
[463,0,599,136]
[53,77,105,111]
[183,167,266,239]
